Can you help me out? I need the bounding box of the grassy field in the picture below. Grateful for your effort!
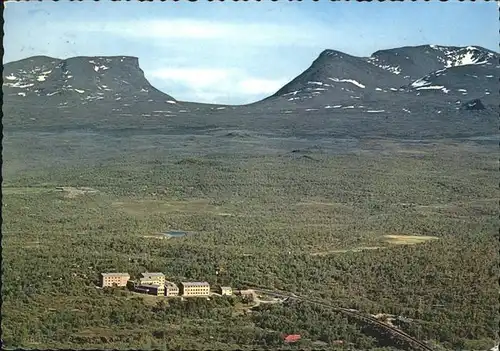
[2,133,498,350]
[383,235,439,245]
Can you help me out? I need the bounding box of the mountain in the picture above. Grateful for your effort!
[3,55,177,104]
[265,45,498,108]
[368,45,497,81]
[3,45,498,138]
[406,61,496,98]
[242,45,498,138]
[2,55,187,130]
[268,49,407,104]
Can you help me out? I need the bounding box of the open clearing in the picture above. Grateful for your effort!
[383,234,439,245]
[311,246,382,256]
[56,186,99,198]
[141,235,166,240]
[310,234,439,256]
[296,200,354,210]
[2,186,53,195]
[126,291,168,306]
[23,241,43,249]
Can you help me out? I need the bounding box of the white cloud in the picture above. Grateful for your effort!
[56,19,330,48]
[148,67,287,104]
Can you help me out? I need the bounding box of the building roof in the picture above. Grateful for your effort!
[140,277,159,282]
[181,281,210,287]
[139,284,164,289]
[221,286,232,290]
[101,272,130,277]
[165,282,179,288]
[141,272,165,278]
[283,334,301,343]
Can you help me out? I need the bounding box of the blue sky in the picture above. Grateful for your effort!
[4,1,498,104]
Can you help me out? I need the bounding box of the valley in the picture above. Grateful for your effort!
[2,129,497,350]
[2,43,498,350]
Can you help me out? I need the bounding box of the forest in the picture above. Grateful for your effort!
[2,138,497,350]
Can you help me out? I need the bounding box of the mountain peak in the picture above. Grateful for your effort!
[3,55,176,103]
[270,48,406,102]
[318,49,353,59]
[64,55,140,69]
[366,44,498,81]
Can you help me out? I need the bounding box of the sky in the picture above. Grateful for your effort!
[4,0,498,105]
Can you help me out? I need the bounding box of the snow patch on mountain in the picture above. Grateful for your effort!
[308,81,325,86]
[328,78,365,88]
[325,105,342,109]
[91,63,110,72]
[283,90,301,97]
[366,56,402,75]
[410,78,430,88]
[410,79,449,93]
[415,85,444,90]
[6,82,35,89]
[439,46,495,68]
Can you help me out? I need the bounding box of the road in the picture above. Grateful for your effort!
[244,286,434,351]
[235,289,285,309]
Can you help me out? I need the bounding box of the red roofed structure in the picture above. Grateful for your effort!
[283,334,301,343]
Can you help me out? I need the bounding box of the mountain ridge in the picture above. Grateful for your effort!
[265,44,498,106]
[3,55,177,104]
[3,44,498,138]
[4,44,498,107]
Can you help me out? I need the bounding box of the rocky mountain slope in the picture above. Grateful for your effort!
[3,45,498,138]
[268,49,408,105]
[263,45,498,108]
[369,45,497,81]
[3,55,177,104]
[2,55,187,130]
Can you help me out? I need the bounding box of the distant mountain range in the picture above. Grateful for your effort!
[3,45,498,138]
[264,45,496,106]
